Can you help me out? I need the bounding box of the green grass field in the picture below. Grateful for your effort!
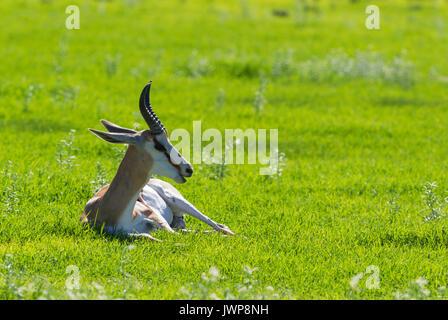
[1,0,448,299]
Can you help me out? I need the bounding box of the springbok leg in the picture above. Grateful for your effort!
[101,226,162,242]
[137,195,175,234]
[148,183,234,236]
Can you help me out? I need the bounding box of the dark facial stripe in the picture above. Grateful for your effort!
[166,150,182,172]
[152,137,182,173]
[154,140,165,152]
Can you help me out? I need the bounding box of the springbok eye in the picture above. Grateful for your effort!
[154,141,165,152]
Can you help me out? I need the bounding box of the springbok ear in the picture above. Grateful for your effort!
[88,128,139,145]
[100,120,137,134]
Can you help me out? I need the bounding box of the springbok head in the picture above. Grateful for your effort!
[89,81,193,183]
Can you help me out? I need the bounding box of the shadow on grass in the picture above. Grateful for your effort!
[0,117,76,133]
[34,220,143,244]
[80,224,153,244]
[376,96,442,108]
[356,229,448,249]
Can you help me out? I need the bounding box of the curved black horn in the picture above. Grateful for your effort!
[139,81,165,134]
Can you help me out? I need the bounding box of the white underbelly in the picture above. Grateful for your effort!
[141,185,173,225]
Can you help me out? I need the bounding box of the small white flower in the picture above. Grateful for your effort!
[208,266,221,281]
[415,277,427,288]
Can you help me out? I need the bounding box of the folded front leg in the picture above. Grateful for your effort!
[127,232,162,242]
[171,215,186,229]
[137,195,175,234]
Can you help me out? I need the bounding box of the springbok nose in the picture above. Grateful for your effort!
[185,167,193,176]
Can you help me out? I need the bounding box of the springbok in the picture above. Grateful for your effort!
[80,81,234,241]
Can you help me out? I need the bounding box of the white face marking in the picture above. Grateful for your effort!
[143,132,192,184]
